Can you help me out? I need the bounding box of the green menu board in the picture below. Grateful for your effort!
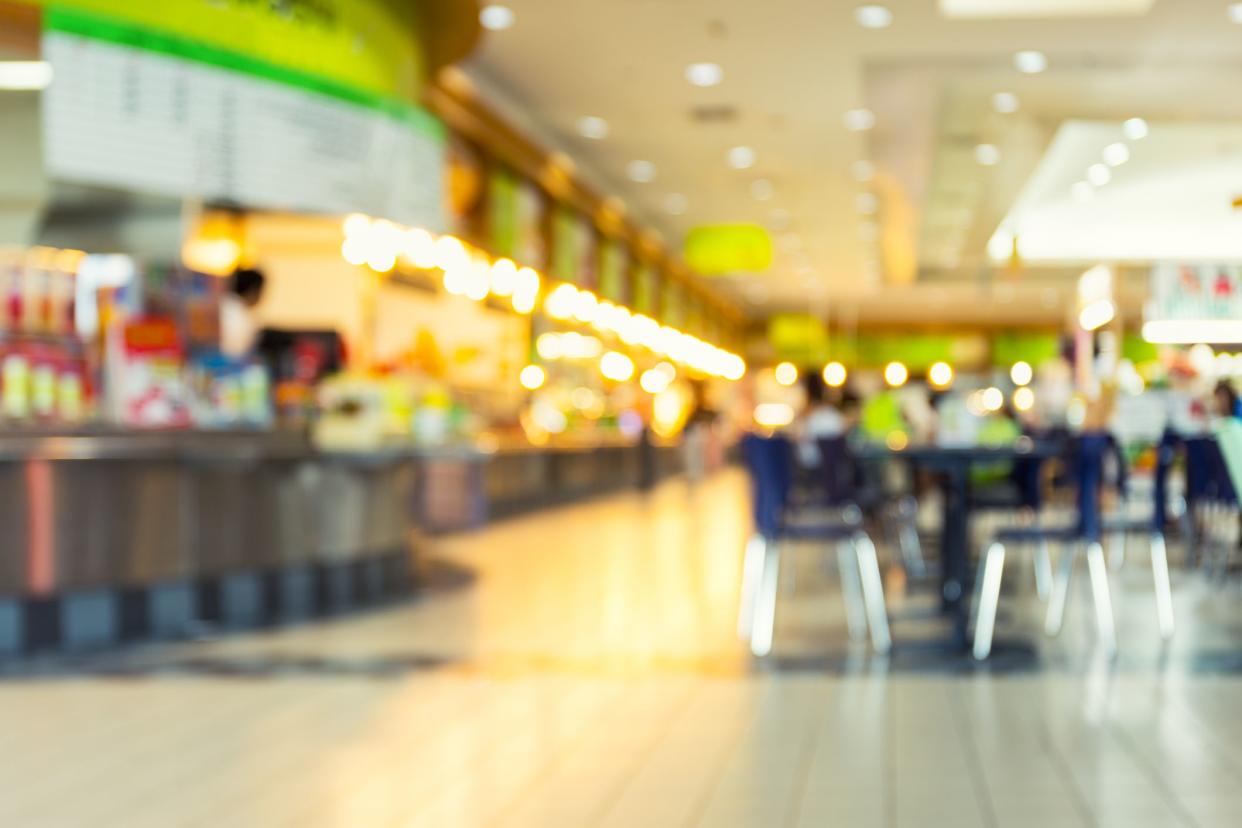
[598,239,627,303]
[632,264,657,315]
[488,167,518,259]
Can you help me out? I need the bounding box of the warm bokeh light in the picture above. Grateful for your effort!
[519,364,546,390]
[774,362,799,386]
[489,258,518,295]
[884,361,908,387]
[754,403,795,428]
[928,361,954,388]
[640,368,672,394]
[982,386,1004,412]
[823,361,848,387]
[1013,386,1035,412]
[1010,361,1034,386]
[600,351,635,382]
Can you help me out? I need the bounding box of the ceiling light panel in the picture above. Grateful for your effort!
[940,0,1153,18]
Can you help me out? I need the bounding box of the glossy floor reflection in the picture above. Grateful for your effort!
[3,470,1242,827]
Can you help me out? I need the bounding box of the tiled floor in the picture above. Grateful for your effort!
[2,470,1242,827]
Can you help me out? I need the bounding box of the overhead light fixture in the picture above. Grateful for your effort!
[627,160,656,183]
[774,362,799,387]
[1123,117,1149,140]
[479,4,515,31]
[928,362,954,389]
[685,62,724,87]
[1087,163,1111,187]
[975,144,1001,165]
[1013,50,1047,74]
[992,92,1019,114]
[0,61,53,90]
[1143,319,1242,344]
[855,5,894,29]
[851,160,875,182]
[884,361,908,388]
[1230,3,1242,23]
[1079,299,1116,331]
[856,193,879,215]
[823,362,848,388]
[1072,181,1094,202]
[727,146,757,170]
[663,193,688,215]
[577,116,609,140]
[750,179,775,200]
[843,108,876,131]
[1010,361,1034,386]
[1103,142,1130,167]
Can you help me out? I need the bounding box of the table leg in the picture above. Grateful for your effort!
[939,465,970,647]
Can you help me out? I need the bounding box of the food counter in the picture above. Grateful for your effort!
[0,431,683,658]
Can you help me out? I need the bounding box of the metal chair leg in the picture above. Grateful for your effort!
[1033,539,1052,602]
[1108,529,1126,570]
[1085,540,1117,657]
[1150,532,1175,641]
[737,534,766,640]
[973,542,1007,661]
[970,546,988,629]
[750,541,781,657]
[852,532,892,654]
[896,497,927,579]
[1045,542,1076,637]
[836,540,868,643]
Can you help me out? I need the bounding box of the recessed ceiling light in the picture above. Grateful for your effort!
[664,193,688,215]
[860,222,879,242]
[1123,117,1149,140]
[1013,50,1047,74]
[751,179,775,200]
[1087,163,1111,186]
[770,208,792,229]
[992,92,1019,114]
[975,143,1001,165]
[0,61,53,90]
[685,62,723,87]
[779,233,803,252]
[1072,181,1094,202]
[627,160,656,183]
[727,146,757,169]
[1230,3,1242,23]
[854,5,894,29]
[851,160,875,182]
[1103,142,1130,167]
[843,108,876,131]
[479,5,515,31]
[577,116,609,140]
[856,193,879,215]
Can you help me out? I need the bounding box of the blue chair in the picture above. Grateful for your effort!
[738,433,890,656]
[973,433,1117,660]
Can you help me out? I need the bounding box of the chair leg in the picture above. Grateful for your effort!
[737,534,766,640]
[836,540,868,643]
[852,532,892,655]
[1045,542,1076,637]
[970,547,988,629]
[750,541,782,657]
[1150,532,1175,641]
[1085,540,1117,657]
[972,542,1007,661]
[1108,529,1126,570]
[1033,539,1053,602]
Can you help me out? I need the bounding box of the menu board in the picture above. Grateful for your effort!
[43,29,446,230]
[631,264,657,316]
[1150,264,1242,322]
[598,239,627,304]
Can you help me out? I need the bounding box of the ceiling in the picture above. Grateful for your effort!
[461,0,1242,324]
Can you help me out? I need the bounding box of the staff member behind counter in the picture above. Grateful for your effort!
[220,267,267,358]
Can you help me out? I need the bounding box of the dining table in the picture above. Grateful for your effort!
[855,437,1066,650]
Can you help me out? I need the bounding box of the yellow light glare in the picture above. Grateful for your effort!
[774,362,799,386]
[886,431,909,451]
[1078,298,1116,331]
[464,257,491,301]
[434,236,468,271]
[1010,361,1034,386]
[544,283,579,320]
[536,333,563,361]
[754,402,795,428]
[884,361,908,387]
[724,354,746,381]
[640,368,672,394]
[982,386,1004,412]
[1013,386,1035,412]
[600,351,635,382]
[341,236,368,266]
[511,289,537,314]
[822,361,847,388]
[402,228,437,268]
[928,361,954,388]
[573,290,600,323]
[343,213,371,238]
[519,364,546,390]
[367,246,397,273]
[489,258,519,296]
